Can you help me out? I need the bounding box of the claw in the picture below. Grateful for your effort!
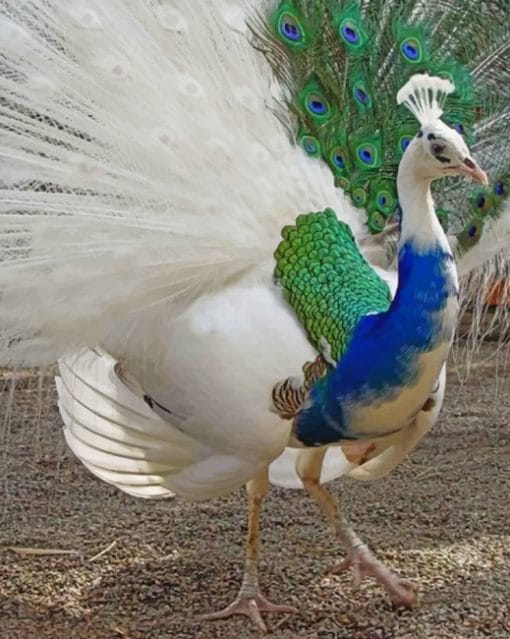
[200,591,298,634]
[330,547,417,609]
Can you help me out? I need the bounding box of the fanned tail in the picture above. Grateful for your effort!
[0,0,356,367]
[256,0,510,329]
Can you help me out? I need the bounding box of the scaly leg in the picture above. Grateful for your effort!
[201,467,298,633]
[296,448,416,608]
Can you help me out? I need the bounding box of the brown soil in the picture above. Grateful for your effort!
[1,345,509,639]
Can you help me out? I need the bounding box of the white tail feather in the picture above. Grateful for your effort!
[0,0,356,366]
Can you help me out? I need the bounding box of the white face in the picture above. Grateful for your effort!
[408,120,488,184]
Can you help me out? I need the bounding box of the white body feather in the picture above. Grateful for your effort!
[0,1,508,500]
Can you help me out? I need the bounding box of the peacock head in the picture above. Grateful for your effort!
[397,74,487,185]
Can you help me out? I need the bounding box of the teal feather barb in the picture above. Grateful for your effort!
[253,0,510,249]
[274,209,391,361]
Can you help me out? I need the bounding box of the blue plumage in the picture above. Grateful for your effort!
[295,241,458,446]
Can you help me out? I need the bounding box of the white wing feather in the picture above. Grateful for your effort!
[57,347,268,499]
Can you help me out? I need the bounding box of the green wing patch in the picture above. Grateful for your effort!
[274,209,391,361]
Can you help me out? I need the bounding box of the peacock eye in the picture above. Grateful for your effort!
[300,134,321,158]
[339,19,360,46]
[400,137,411,152]
[400,37,422,62]
[352,186,367,206]
[342,25,358,44]
[476,193,486,208]
[494,181,507,197]
[305,91,330,118]
[454,123,465,135]
[333,154,344,168]
[278,13,304,44]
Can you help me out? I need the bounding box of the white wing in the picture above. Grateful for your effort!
[57,347,273,500]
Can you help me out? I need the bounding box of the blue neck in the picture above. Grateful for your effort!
[295,238,458,446]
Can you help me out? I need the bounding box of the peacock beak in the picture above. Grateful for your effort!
[459,157,489,185]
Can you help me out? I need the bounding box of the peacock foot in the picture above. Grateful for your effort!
[200,589,298,633]
[330,545,416,609]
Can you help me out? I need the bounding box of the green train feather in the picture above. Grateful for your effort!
[255,0,509,251]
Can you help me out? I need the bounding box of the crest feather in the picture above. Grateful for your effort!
[397,74,455,126]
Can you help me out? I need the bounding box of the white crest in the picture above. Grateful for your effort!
[396,74,454,126]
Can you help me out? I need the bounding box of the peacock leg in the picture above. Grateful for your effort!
[297,448,416,609]
[200,467,298,633]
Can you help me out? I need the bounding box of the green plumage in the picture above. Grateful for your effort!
[274,209,391,361]
[256,0,510,243]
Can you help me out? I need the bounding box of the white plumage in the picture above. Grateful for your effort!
[1,0,509,631]
[0,0,365,367]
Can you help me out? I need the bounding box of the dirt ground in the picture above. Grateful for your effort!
[0,344,509,639]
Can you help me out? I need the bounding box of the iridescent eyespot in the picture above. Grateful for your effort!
[358,145,375,166]
[377,192,393,208]
[400,137,411,152]
[374,187,395,214]
[352,187,367,206]
[471,189,492,216]
[334,154,344,168]
[278,13,304,44]
[494,181,506,197]
[332,152,345,169]
[368,210,386,233]
[306,91,330,117]
[476,194,486,209]
[454,123,465,135]
[340,20,359,45]
[400,38,422,62]
[354,86,369,106]
[468,225,477,238]
[335,176,350,190]
[300,134,321,158]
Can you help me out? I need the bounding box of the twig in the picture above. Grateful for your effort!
[3,546,80,556]
[89,539,117,562]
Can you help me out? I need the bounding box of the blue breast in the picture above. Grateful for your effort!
[295,241,458,446]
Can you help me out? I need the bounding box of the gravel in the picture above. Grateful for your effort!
[1,344,509,639]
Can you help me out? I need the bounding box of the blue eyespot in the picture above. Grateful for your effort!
[283,22,299,40]
[378,195,387,207]
[401,137,411,152]
[300,134,321,158]
[310,100,326,114]
[334,154,344,168]
[476,194,486,209]
[359,148,372,163]
[468,225,477,238]
[278,13,304,44]
[306,92,330,117]
[400,38,422,62]
[354,86,369,105]
[341,24,359,44]
[495,181,505,196]
[352,187,367,205]
[454,123,465,135]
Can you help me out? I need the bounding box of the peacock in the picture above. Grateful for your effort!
[0,0,509,633]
